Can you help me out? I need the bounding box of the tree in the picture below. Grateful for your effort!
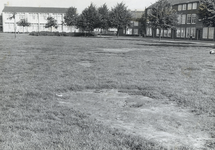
[198,0,215,27]
[0,15,2,25]
[45,17,58,32]
[17,19,30,33]
[148,0,178,40]
[136,13,147,36]
[98,4,110,34]
[76,14,88,32]
[64,7,78,26]
[76,3,100,32]
[109,2,132,37]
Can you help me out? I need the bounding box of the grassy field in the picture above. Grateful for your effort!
[0,33,215,149]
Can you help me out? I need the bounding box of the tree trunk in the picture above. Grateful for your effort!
[23,26,24,33]
[159,28,161,41]
[117,27,119,37]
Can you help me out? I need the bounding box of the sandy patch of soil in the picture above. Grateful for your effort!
[101,48,140,53]
[77,61,93,67]
[56,89,211,149]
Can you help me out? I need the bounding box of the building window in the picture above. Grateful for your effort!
[164,30,168,37]
[187,14,191,24]
[186,27,195,38]
[19,14,25,20]
[39,25,43,30]
[191,14,196,24]
[147,27,152,36]
[57,15,61,21]
[178,14,182,24]
[123,29,126,34]
[8,23,11,29]
[7,14,12,19]
[130,21,134,27]
[147,9,152,15]
[167,29,171,37]
[53,14,57,20]
[208,27,214,39]
[203,27,208,39]
[176,28,181,37]
[133,21,138,26]
[157,29,164,37]
[126,28,132,35]
[182,14,186,24]
[48,13,53,17]
[191,27,196,38]
[193,3,197,9]
[181,28,185,37]
[156,28,159,37]
[178,5,182,11]
[182,4,186,10]
[32,14,36,20]
[134,29,138,35]
[161,29,164,37]
[43,14,48,20]
[188,3,192,10]
[186,28,191,38]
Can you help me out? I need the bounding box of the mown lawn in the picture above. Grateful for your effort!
[0,34,214,149]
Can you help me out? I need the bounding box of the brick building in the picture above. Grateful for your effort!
[2,6,78,33]
[119,10,145,36]
[145,0,214,40]
[0,15,2,32]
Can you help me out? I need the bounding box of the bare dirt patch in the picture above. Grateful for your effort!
[57,89,210,149]
[77,61,93,67]
[101,48,140,53]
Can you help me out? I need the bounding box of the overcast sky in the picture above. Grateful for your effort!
[0,0,157,13]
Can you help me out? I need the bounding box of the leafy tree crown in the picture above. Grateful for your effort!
[148,0,178,30]
[64,7,78,26]
[17,19,30,27]
[98,4,110,29]
[198,0,215,27]
[76,3,100,31]
[45,17,58,29]
[109,2,132,29]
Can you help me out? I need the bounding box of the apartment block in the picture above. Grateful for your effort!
[146,0,214,40]
[2,6,78,33]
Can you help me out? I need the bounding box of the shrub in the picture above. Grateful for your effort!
[29,31,39,36]
[29,31,97,37]
[74,32,97,37]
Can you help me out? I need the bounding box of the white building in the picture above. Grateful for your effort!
[2,6,79,33]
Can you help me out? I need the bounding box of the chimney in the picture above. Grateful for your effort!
[4,2,9,6]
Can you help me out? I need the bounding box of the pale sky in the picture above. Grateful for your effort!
[0,0,157,14]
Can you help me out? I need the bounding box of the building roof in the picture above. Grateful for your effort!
[130,11,145,19]
[169,0,199,5]
[147,0,199,9]
[2,6,68,13]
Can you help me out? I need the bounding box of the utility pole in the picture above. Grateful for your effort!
[14,15,16,38]
[8,12,16,38]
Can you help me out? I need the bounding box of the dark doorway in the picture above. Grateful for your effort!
[196,29,201,40]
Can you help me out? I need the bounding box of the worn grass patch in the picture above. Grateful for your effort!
[0,34,214,149]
